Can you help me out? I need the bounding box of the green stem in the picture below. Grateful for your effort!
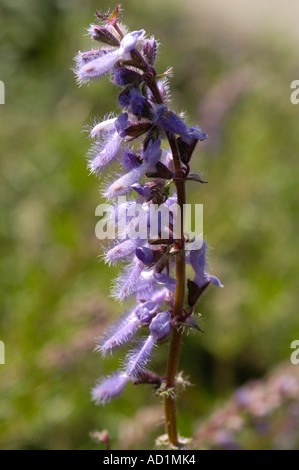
[140,73,186,447]
[164,133,186,446]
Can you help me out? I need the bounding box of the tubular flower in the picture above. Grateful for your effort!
[189,241,223,290]
[74,29,145,85]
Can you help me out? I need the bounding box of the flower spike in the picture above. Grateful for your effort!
[74,9,222,447]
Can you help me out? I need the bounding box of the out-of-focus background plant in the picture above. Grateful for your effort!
[0,0,298,450]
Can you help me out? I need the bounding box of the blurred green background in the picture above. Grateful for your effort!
[0,0,298,449]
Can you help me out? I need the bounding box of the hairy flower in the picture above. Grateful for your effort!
[113,67,141,86]
[91,372,130,404]
[88,24,120,46]
[135,246,154,266]
[189,241,223,289]
[104,139,161,199]
[88,131,123,174]
[153,105,189,138]
[98,309,140,354]
[129,89,153,118]
[126,311,171,377]
[74,9,221,420]
[90,117,117,139]
[75,30,145,84]
[105,238,141,265]
[142,36,158,65]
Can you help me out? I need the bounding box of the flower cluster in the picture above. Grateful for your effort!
[195,365,299,450]
[74,6,222,408]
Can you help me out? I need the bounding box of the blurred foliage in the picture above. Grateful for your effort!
[0,0,298,449]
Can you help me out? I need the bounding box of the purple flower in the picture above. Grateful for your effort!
[136,287,170,304]
[113,254,175,301]
[104,165,148,199]
[87,113,132,174]
[125,311,171,377]
[135,301,159,323]
[74,49,105,69]
[75,10,223,413]
[118,85,136,107]
[129,89,153,118]
[105,238,141,265]
[90,112,128,141]
[109,199,150,242]
[131,183,152,198]
[114,112,129,137]
[154,273,177,290]
[90,116,117,139]
[75,30,145,84]
[73,49,108,85]
[135,246,154,265]
[113,67,141,86]
[121,151,140,171]
[76,49,124,84]
[143,138,162,167]
[181,125,208,145]
[113,258,145,300]
[148,78,170,104]
[126,337,156,378]
[188,125,208,142]
[98,309,140,354]
[149,310,171,339]
[91,372,130,404]
[153,105,189,138]
[142,36,158,65]
[189,241,223,289]
[88,25,120,47]
[88,131,123,174]
[98,300,160,356]
[104,140,162,199]
[120,30,145,55]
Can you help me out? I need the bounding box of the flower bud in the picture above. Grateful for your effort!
[136,246,154,266]
[90,25,120,46]
[153,105,189,139]
[135,301,158,323]
[142,36,158,65]
[149,311,171,340]
[129,89,153,119]
[113,67,141,86]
